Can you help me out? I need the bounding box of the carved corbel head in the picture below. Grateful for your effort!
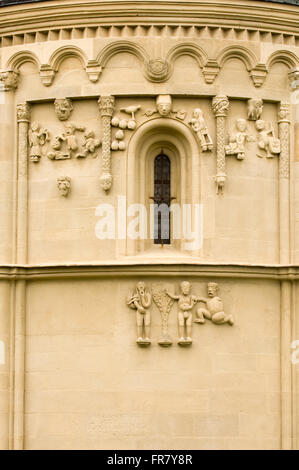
[156,94,172,117]
[289,67,299,90]
[247,98,263,121]
[0,70,19,91]
[57,176,71,197]
[54,98,73,121]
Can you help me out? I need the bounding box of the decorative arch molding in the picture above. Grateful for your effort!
[6,50,41,71]
[96,40,149,67]
[167,42,208,68]
[266,50,299,70]
[126,117,201,257]
[216,45,258,71]
[48,45,88,71]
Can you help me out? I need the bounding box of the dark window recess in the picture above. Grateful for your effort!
[153,153,171,245]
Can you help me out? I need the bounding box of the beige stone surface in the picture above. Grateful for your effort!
[0,0,298,450]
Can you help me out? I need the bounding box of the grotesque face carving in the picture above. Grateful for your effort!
[54,98,73,121]
[57,176,71,197]
[208,282,218,297]
[156,95,172,117]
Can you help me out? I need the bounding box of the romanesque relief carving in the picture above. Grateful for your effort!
[145,95,186,120]
[145,59,170,82]
[98,95,115,191]
[256,120,281,158]
[127,282,151,346]
[0,70,19,91]
[152,284,174,347]
[54,98,73,121]
[247,98,263,121]
[212,95,229,195]
[57,176,71,197]
[225,118,255,160]
[189,108,213,152]
[17,102,31,123]
[29,122,50,162]
[82,130,101,158]
[278,103,291,179]
[165,281,199,346]
[195,283,234,326]
[48,123,85,160]
[111,105,141,151]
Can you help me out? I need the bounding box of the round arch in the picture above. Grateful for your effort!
[126,117,201,256]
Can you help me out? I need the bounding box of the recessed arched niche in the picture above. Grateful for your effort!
[126,117,202,257]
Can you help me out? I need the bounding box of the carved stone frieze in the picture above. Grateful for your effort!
[256,120,281,158]
[225,118,255,160]
[29,122,50,162]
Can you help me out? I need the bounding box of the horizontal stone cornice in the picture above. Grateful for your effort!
[0,263,298,280]
[0,1,298,36]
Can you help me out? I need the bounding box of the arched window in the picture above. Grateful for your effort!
[153,153,171,245]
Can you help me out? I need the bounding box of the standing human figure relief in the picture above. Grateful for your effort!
[127,282,152,346]
[247,98,263,121]
[256,120,281,158]
[189,108,213,152]
[225,118,255,160]
[54,98,73,121]
[165,281,201,346]
[195,282,234,326]
[28,122,50,162]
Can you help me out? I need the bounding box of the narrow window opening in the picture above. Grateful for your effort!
[154,153,171,245]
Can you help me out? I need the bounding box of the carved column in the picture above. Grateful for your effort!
[212,95,229,194]
[16,103,30,264]
[278,103,290,264]
[98,96,115,191]
[0,72,19,449]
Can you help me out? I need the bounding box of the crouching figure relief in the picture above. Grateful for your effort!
[127,282,152,346]
[195,282,234,326]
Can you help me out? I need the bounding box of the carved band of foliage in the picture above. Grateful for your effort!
[98,96,115,191]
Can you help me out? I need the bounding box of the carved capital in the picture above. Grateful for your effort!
[0,70,19,91]
[86,60,102,83]
[278,102,291,124]
[249,64,268,88]
[40,64,55,87]
[212,95,229,117]
[202,60,220,85]
[145,59,170,82]
[98,95,115,117]
[289,67,299,90]
[17,103,30,122]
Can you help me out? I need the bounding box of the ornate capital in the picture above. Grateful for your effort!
[0,70,19,91]
[17,103,30,122]
[212,95,229,117]
[278,102,291,124]
[98,95,115,117]
[289,67,299,90]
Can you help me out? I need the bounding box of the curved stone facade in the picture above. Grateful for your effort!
[0,0,298,450]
